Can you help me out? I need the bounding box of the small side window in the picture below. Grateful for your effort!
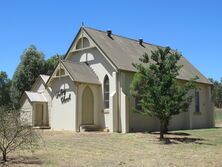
[195,90,200,112]
[103,75,109,109]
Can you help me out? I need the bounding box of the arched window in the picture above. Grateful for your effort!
[76,37,90,49]
[104,75,109,109]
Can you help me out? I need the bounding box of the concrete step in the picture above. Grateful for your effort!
[33,126,51,129]
[80,124,103,132]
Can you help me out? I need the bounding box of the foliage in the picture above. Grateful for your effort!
[44,54,63,75]
[10,45,64,108]
[131,47,195,139]
[0,71,11,106]
[0,107,41,162]
[209,78,222,108]
[10,45,45,108]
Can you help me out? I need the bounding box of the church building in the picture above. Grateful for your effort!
[20,26,214,133]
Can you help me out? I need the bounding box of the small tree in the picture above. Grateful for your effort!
[0,107,40,162]
[131,47,195,140]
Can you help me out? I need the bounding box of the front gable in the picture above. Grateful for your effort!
[64,27,118,72]
[47,62,73,86]
[31,78,45,92]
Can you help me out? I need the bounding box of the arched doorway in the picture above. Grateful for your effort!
[82,86,94,124]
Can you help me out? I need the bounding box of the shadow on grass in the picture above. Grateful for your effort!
[150,131,191,136]
[0,156,43,166]
[149,132,216,146]
[162,137,205,145]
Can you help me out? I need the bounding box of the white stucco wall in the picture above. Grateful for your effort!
[20,98,33,126]
[50,76,77,131]
[191,84,214,129]
[43,87,52,127]
[32,79,45,93]
[67,47,118,132]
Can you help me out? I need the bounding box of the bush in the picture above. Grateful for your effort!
[0,107,41,162]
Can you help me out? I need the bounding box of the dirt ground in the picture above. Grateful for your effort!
[1,109,222,167]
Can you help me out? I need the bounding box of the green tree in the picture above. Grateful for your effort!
[131,47,195,140]
[44,54,63,75]
[10,45,45,108]
[209,78,222,108]
[0,71,11,106]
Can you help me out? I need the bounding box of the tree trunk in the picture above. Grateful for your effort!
[163,120,169,134]
[160,121,164,140]
[2,151,7,162]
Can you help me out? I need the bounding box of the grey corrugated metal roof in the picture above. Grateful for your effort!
[61,60,101,85]
[83,27,212,85]
[40,74,50,84]
[25,91,47,102]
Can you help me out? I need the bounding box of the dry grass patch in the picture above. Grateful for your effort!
[2,108,222,167]
[18,128,221,167]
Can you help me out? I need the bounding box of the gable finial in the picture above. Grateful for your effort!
[81,22,85,28]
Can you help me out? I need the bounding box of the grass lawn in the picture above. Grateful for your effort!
[1,108,222,167]
[215,108,222,127]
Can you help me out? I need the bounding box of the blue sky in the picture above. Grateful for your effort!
[0,0,221,80]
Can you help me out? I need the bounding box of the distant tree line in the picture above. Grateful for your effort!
[209,78,222,108]
[0,45,63,108]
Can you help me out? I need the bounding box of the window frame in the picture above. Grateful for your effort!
[103,75,109,109]
[195,90,200,113]
[76,37,90,49]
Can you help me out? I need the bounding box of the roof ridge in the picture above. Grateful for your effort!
[83,26,165,48]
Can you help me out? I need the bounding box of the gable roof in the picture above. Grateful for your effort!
[25,91,47,103]
[61,60,101,85]
[40,74,50,84]
[30,74,50,91]
[83,27,212,85]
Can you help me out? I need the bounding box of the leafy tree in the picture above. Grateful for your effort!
[209,78,222,108]
[0,71,11,106]
[0,107,40,162]
[44,54,63,75]
[10,45,45,108]
[131,47,195,139]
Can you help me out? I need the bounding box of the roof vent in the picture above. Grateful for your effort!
[139,38,143,45]
[107,30,112,38]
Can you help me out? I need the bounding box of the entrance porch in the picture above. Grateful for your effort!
[32,102,49,128]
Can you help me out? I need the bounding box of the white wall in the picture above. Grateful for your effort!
[20,99,33,126]
[191,84,214,129]
[43,87,52,127]
[68,47,118,132]
[50,76,77,131]
[32,79,45,93]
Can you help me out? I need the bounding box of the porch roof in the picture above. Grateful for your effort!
[25,91,47,103]
[62,60,101,85]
